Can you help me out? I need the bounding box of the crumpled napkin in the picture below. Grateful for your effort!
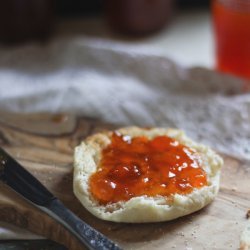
[0,38,249,159]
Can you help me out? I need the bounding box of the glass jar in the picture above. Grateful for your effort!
[0,0,54,44]
[105,0,174,36]
[212,0,250,79]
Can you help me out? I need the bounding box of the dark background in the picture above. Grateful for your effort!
[56,0,210,17]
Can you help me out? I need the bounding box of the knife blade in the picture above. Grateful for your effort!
[0,148,122,250]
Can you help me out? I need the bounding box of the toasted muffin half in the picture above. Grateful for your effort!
[73,127,223,223]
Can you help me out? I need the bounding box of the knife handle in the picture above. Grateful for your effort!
[46,199,122,250]
[0,148,55,205]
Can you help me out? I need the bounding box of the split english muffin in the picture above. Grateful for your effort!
[73,127,223,223]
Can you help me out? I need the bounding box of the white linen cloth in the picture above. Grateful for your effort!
[0,37,249,239]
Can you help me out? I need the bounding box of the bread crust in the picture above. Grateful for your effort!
[73,127,223,223]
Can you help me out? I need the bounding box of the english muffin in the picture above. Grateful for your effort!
[73,127,223,223]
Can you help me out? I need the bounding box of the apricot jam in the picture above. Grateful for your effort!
[90,132,208,204]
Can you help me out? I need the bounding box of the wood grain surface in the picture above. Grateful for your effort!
[0,112,249,250]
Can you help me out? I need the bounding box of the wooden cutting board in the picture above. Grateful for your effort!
[0,112,249,250]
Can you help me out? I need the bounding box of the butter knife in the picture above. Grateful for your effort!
[0,148,121,250]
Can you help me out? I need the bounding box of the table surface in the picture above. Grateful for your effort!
[56,8,214,68]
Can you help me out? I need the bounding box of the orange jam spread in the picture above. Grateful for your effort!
[90,132,208,204]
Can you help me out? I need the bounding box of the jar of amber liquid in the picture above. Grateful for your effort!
[0,0,54,44]
[212,0,250,79]
[105,0,174,36]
